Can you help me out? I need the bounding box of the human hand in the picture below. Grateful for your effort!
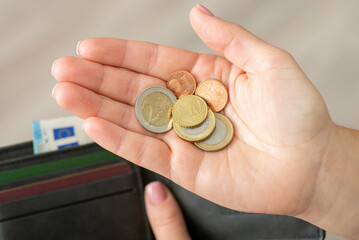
[145,181,190,240]
[51,5,359,239]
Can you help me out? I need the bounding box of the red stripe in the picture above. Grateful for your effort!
[0,163,131,203]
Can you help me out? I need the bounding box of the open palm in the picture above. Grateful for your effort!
[52,7,336,217]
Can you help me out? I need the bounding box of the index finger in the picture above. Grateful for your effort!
[77,38,200,80]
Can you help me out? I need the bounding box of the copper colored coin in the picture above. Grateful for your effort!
[167,70,197,98]
[195,79,228,112]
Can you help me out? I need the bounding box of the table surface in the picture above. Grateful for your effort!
[1,1,357,239]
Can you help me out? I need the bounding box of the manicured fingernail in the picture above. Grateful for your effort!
[76,40,82,56]
[196,4,214,16]
[146,181,168,205]
[51,60,57,77]
[52,83,59,98]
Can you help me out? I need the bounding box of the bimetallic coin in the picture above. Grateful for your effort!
[173,109,215,142]
[194,113,233,151]
[135,86,177,133]
[167,70,197,98]
[195,79,228,112]
[172,95,208,127]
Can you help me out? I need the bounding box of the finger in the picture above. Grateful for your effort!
[145,181,191,240]
[77,38,200,81]
[52,82,155,136]
[190,5,292,72]
[51,56,165,106]
[82,117,172,178]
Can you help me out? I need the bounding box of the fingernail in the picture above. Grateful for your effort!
[196,4,214,16]
[76,40,82,56]
[51,60,57,77]
[146,181,168,205]
[52,83,59,98]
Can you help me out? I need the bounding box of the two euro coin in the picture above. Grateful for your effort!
[135,86,176,133]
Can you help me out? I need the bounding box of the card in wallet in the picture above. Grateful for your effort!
[0,142,325,240]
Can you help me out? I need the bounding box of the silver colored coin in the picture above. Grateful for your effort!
[135,86,177,133]
[194,113,233,151]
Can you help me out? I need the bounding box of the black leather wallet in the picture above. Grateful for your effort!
[0,142,324,240]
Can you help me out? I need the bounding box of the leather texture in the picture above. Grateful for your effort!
[0,142,325,240]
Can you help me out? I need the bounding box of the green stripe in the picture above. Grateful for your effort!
[0,151,118,184]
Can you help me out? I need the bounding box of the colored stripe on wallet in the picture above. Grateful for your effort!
[0,162,132,203]
[0,151,118,184]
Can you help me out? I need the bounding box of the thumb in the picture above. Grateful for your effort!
[190,4,289,72]
[145,181,191,240]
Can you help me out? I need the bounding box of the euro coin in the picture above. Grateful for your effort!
[194,113,233,151]
[167,70,197,98]
[173,108,215,142]
[195,79,228,112]
[135,86,177,133]
[172,95,208,127]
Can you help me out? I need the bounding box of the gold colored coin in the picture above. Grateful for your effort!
[173,108,216,142]
[194,113,233,151]
[142,92,173,126]
[172,95,208,127]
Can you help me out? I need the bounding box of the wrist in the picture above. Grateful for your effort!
[296,125,359,239]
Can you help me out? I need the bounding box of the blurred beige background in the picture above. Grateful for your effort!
[0,1,357,239]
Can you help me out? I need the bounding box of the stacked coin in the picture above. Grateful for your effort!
[135,70,233,151]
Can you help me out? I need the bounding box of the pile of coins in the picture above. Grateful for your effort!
[135,70,233,151]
